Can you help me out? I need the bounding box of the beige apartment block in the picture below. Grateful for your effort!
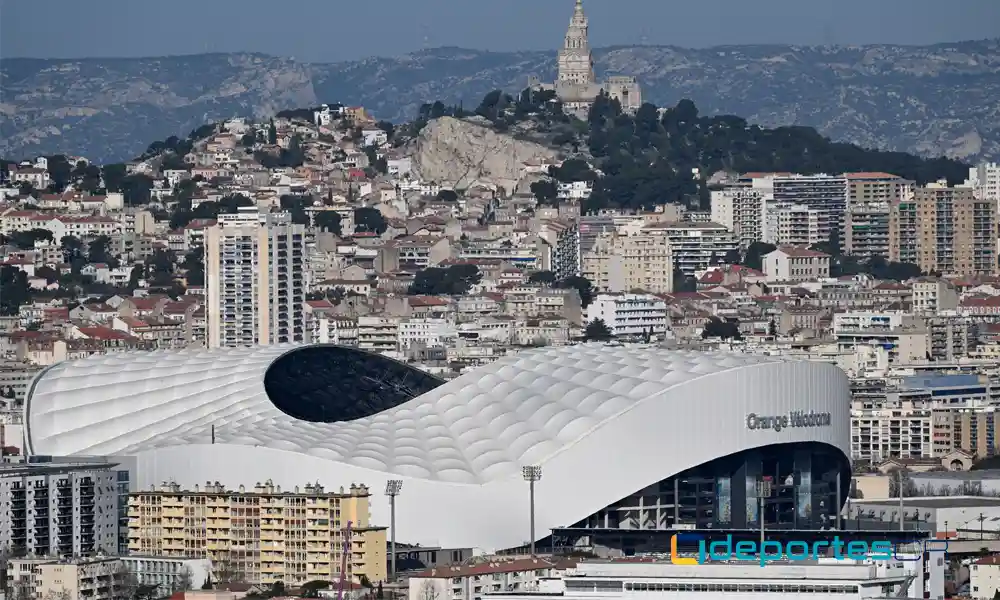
[7,556,126,600]
[889,181,998,277]
[843,172,911,257]
[581,231,673,294]
[128,480,387,587]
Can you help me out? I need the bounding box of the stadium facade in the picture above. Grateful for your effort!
[23,344,851,550]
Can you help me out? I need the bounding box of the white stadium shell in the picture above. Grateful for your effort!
[24,344,851,550]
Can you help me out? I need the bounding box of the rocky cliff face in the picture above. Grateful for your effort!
[411,117,559,193]
[3,40,999,163]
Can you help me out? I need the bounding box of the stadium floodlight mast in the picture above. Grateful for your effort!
[386,479,403,580]
[522,465,543,556]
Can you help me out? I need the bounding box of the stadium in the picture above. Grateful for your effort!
[23,344,851,551]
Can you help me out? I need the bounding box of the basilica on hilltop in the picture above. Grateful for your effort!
[529,0,642,118]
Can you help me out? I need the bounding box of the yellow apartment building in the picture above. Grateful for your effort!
[127,480,387,587]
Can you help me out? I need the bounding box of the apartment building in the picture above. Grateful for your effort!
[581,230,673,294]
[750,173,847,249]
[537,219,580,280]
[0,457,127,556]
[640,222,736,277]
[911,279,959,315]
[951,408,1000,458]
[966,162,1000,203]
[205,208,307,348]
[889,181,998,277]
[585,293,668,337]
[127,480,387,587]
[119,555,212,595]
[927,315,977,362]
[766,203,823,247]
[833,311,929,365]
[408,557,576,600]
[762,246,831,283]
[843,173,909,257]
[851,403,933,461]
[7,556,126,600]
[709,188,764,249]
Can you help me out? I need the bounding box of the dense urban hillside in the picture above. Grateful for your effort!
[2,39,1000,163]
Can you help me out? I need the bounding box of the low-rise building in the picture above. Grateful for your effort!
[763,246,831,282]
[7,556,126,600]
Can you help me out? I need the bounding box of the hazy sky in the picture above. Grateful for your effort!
[3,0,1000,62]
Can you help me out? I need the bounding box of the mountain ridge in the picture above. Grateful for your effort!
[2,39,999,164]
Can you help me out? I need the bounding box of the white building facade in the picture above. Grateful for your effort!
[205,208,307,348]
[585,294,667,337]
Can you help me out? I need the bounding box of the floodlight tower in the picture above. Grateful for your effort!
[386,479,403,580]
[522,465,543,556]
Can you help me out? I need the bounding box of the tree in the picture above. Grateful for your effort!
[126,264,145,292]
[475,90,505,122]
[723,248,742,264]
[377,582,384,600]
[742,242,776,272]
[527,270,556,284]
[8,228,53,250]
[887,467,918,498]
[548,158,595,183]
[436,189,458,202]
[176,566,194,592]
[554,275,594,308]
[584,318,614,341]
[409,265,482,296]
[354,207,388,235]
[181,248,205,287]
[112,563,138,600]
[144,249,177,288]
[60,235,85,264]
[300,581,332,599]
[314,211,342,235]
[87,235,115,266]
[701,317,742,340]
[267,119,278,145]
[768,318,778,337]
[270,581,286,597]
[279,194,312,225]
[201,576,213,591]
[101,163,128,193]
[530,180,558,206]
[35,265,58,284]
[672,268,697,293]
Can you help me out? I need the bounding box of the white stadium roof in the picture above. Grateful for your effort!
[24,344,851,549]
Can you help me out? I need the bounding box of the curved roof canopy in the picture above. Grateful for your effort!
[26,344,801,484]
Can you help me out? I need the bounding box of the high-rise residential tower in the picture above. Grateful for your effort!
[205,207,306,348]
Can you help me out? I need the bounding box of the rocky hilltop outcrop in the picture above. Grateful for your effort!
[3,40,1000,163]
[411,117,559,194]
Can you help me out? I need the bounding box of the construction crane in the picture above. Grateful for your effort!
[337,521,353,600]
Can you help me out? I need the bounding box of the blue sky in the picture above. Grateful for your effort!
[2,0,1000,62]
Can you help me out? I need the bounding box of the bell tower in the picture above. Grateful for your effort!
[557,0,596,85]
